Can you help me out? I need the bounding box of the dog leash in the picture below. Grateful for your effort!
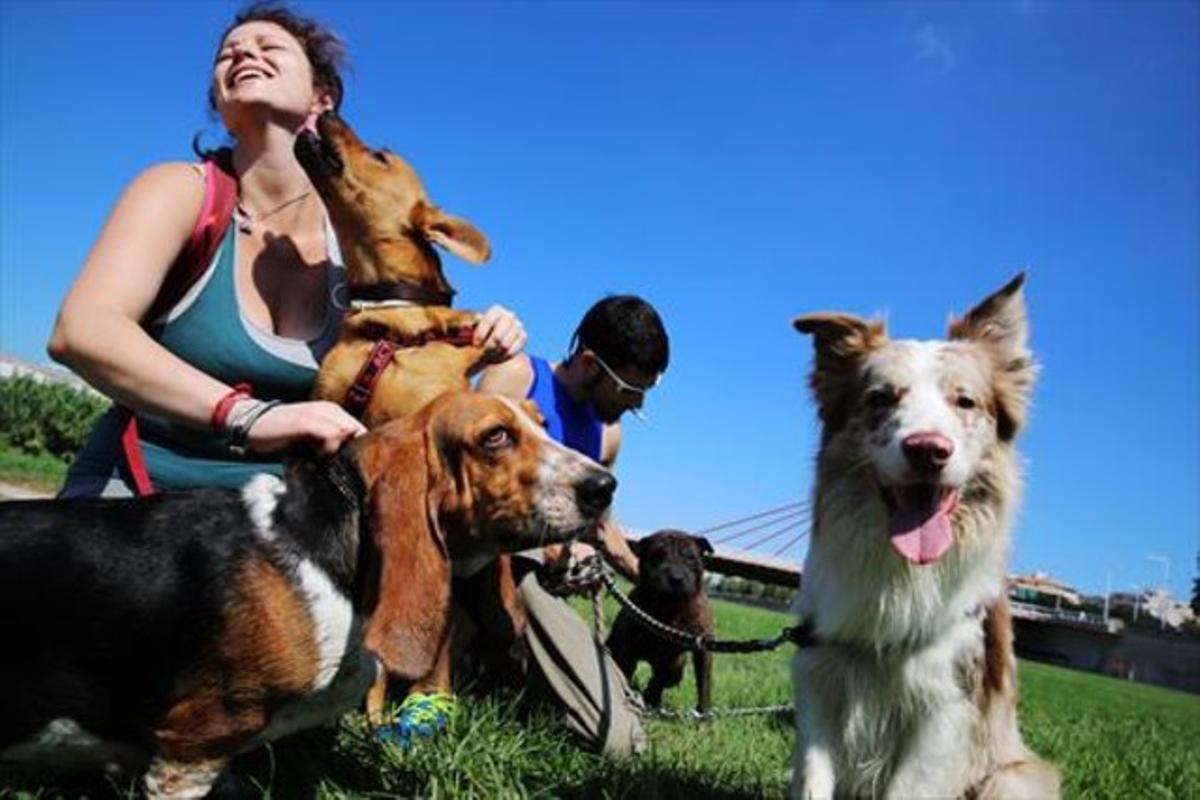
[646,704,794,722]
[591,561,816,654]
[543,557,806,722]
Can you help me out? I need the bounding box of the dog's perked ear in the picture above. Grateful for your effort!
[412,200,491,265]
[948,273,1037,441]
[693,536,714,556]
[355,423,453,681]
[792,312,885,433]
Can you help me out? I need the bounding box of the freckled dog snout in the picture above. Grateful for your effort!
[576,470,617,517]
[902,432,955,472]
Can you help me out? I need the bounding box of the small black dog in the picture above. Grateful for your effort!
[606,530,714,713]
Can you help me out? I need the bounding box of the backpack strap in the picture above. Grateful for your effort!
[144,154,238,324]
[119,153,239,496]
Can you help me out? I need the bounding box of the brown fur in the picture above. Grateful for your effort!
[153,557,317,767]
[354,417,453,682]
[297,112,527,719]
[300,112,493,425]
[606,531,715,714]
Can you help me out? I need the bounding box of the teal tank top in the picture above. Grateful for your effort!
[67,221,344,492]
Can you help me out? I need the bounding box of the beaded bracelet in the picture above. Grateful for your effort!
[226,399,282,458]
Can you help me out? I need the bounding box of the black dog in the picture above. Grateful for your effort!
[606,530,714,714]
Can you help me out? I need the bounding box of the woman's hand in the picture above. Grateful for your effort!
[247,400,366,456]
[474,305,527,362]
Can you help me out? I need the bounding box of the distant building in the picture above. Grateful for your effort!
[1107,589,1194,630]
[1009,572,1082,608]
[1143,589,1195,629]
[0,353,99,396]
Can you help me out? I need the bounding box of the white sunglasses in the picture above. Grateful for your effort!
[589,352,658,421]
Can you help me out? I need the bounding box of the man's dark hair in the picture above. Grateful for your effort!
[569,295,669,376]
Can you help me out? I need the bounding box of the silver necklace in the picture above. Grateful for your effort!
[233,190,313,234]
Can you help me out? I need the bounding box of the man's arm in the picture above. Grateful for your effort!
[476,353,534,399]
[596,515,639,581]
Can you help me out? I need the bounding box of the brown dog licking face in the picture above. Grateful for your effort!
[294,111,490,294]
[299,111,496,427]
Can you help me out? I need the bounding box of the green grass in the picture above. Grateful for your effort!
[1018,660,1200,799]
[0,445,64,494]
[3,599,1197,799]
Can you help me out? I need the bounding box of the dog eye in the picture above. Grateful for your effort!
[866,387,898,410]
[956,395,977,410]
[481,425,513,450]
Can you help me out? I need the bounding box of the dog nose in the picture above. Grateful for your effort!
[576,470,617,518]
[902,432,955,472]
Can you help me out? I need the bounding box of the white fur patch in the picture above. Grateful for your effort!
[256,629,377,747]
[242,472,285,541]
[869,340,971,488]
[294,558,355,691]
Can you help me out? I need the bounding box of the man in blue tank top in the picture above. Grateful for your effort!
[476,295,669,756]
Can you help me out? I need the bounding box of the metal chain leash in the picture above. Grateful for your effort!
[538,553,807,722]
[597,563,814,654]
[646,704,795,722]
[539,549,608,596]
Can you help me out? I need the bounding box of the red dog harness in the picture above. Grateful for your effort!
[342,326,477,419]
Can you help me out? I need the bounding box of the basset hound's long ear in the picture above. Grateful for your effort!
[792,312,886,434]
[413,200,491,265]
[358,423,452,682]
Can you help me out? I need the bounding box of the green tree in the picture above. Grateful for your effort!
[0,375,108,461]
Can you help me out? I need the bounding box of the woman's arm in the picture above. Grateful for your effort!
[48,162,223,422]
[47,163,363,456]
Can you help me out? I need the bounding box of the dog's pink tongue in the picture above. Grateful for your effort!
[889,487,953,565]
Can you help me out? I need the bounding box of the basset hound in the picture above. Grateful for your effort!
[0,392,614,799]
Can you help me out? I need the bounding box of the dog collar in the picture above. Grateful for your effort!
[347,280,455,308]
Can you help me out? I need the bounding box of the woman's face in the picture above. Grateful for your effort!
[212,21,330,131]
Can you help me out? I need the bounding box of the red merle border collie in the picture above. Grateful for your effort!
[789,274,1059,799]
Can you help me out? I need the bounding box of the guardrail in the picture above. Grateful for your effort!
[1009,600,1112,630]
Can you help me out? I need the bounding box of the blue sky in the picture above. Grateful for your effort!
[1,1,1196,601]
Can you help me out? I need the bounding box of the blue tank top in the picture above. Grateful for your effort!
[526,356,601,461]
[66,221,344,492]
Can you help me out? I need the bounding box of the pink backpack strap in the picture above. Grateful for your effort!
[143,156,238,325]
[121,154,238,495]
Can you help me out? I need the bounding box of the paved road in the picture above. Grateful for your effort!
[0,481,51,500]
